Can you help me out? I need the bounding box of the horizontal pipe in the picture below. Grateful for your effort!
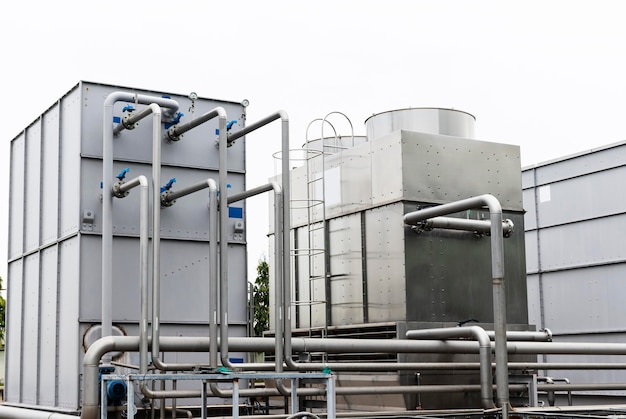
[166,107,225,142]
[82,335,626,419]
[418,217,514,237]
[227,183,275,204]
[162,178,216,203]
[0,405,78,419]
[406,326,493,409]
[113,105,156,135]
[227,111,284,143]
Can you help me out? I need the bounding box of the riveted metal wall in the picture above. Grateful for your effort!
[523,141,626,396]
[273,119,528,330]
[6,81,248,411]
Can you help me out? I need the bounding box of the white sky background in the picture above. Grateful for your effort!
[1,0,626,283]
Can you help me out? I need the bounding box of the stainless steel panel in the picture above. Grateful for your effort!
[39,246,58,406]
[405,204,528,324]
[365,203,406,322]
[324,144,373,220]
[525,229,539,274]
[24,119,42,252]
[522,188,537,230]
[328,214,363,325]
[401,131,523,211]
[59,87,82,237]
[527,166,626,229]
[530,141,626,186]
[540,264,626,334]
[79,82,245,172]
[8,133,24,259]
[41,104,61,245]
[370,133,404,206]
[5,260,23,403]
[365,108,476,141]
[536,215,626,271]
[22,253,40,405]
[525,273,542,329]
[58,237,81,410]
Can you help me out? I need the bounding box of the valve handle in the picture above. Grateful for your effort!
[160,178,177,193]
[122,105,135,113]
[116,168,130,180]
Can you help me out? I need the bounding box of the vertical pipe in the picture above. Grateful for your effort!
[208,180,219,369]
[149,105,165,365]
[403,194,510,418]
[405,326,494,409]
[113,175,149,374]
[219,112,288,370]
[102,93,178,363]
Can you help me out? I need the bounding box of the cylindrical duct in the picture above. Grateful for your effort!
[365,108,476,141]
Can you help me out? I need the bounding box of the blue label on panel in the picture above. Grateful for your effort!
[113,116,121,123]
[228,207,243,218]
[229,358,244,364]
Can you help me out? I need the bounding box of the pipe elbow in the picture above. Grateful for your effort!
[479,194,502,215]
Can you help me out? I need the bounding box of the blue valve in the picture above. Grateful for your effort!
[122,105,135,113]
[165,112,184,129]
[226,120,237,131]
[160,178,176,193]
[116,168,130,180]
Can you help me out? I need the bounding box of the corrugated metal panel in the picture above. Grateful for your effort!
[8,133,25,259]
[57,237,80,410]
[526,166,626,229]
[5,259,23,403]
[527,141,626,186]
[525,274,542,330]
[39,246,58,407]
[545,333,626,396]
[538,264,626,333]
[59,87,82,238]
[531,215,626,272]
[41,104,60,245]
[22,253,40,405]
[24,119,42,252]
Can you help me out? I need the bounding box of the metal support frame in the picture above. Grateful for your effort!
[100,372,335,419]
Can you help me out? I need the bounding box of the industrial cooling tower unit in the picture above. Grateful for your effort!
[269,108,532,410]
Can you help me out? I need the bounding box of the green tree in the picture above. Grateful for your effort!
[253,260,270,337]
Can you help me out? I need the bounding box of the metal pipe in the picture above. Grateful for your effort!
[112,175,149,375]
[486,329,552,342]
[0,405,79,419]
[102,92,178,364]
[80,334,626,419]
[227,183,276,204]
[113,105,156,135]
[162,178,217,203]
[416,216,514,237]
[403,194,510,417]
[406,326,494,409]
[219,111,289,372]
[165,107,225,142]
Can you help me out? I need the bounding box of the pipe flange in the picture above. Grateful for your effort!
[112,180,130,198]
[161,191,176,207]
[122,113,139,130]
[166,125,182,142]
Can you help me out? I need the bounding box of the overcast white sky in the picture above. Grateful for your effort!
[2,1,626,282]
